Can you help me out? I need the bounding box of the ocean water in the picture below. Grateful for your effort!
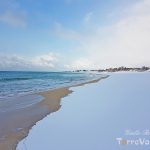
[0,71,101,100]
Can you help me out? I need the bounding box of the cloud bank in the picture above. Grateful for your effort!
[56,0,150,69]
[0,53,59,71]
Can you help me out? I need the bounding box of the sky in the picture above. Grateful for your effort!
[0,0,150,71]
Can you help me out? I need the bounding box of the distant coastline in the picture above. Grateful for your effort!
[73,66,150,73]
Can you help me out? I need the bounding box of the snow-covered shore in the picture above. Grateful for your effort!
[17,72,150,150]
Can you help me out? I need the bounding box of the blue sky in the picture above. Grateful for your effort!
[0,0,150,71]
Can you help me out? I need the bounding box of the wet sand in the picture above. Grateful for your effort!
[0,76,108,150]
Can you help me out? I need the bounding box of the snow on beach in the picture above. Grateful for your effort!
[17,72,150,150]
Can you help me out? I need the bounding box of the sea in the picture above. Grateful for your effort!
[0,71,101,100]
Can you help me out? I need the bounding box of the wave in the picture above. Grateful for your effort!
[0,77,32,82]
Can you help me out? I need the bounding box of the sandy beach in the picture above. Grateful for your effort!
[0,76,107,150]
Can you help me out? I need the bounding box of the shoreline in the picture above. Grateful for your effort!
[17,72,150,150]
[0,76,108,150]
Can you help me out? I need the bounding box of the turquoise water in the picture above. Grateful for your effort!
[0,71,100,100]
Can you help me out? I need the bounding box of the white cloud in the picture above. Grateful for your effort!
[57,0,150,69]
[0,53,59,71]
[65,58,96,70]
[0,10,26,27]
[32,53,59,69]
[0,55,30,70]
